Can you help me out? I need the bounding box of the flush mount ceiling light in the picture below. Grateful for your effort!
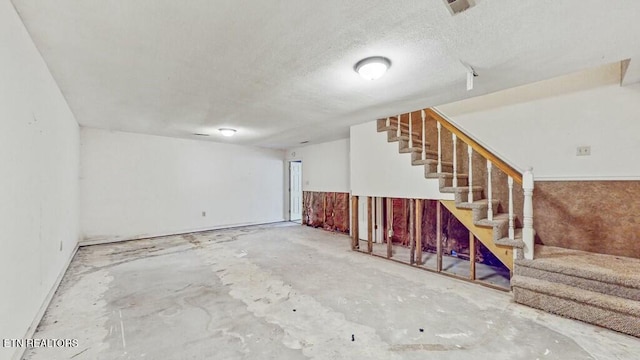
[354,56,391,80]
[218,128,236,137]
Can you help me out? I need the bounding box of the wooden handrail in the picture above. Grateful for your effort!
[424,108,523,184]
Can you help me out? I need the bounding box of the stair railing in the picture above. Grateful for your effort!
[424,108,535,260]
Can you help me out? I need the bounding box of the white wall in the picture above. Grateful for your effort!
[438,62,640,180]
[0,2,80,359]
[350,122,454,200]
[80,128,285,243]
[285,138,350,192]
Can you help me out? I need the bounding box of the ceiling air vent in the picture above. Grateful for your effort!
[444,0,474,15]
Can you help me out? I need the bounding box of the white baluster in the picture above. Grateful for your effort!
[408,112,413,148]
[487,160,493,221]
[522,168,535,260]
[508,176,514,240]
[386,116,390,127]
[467,144,473,203]
[437,121,442,173]
[421,110,426,161]
[397,114,401,138]
[452,134,458,187]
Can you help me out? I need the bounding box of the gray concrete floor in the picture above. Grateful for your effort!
[25,223,640,360]
[368,240,512,289]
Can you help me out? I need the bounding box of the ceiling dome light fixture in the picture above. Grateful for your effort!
[218,128,237,137]
[354,56,391,80]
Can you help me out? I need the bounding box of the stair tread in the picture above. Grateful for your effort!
[440,186,483,193]
[512,275,640,316]
[425,172,468,179]
[397,134,425,142]
[457,199,500,209]
[399,146,422,153]
[495,236,525,248]
[413,159,454,166]
[476,214,509,226]
[516,245,640,289]
[515,264,640,301]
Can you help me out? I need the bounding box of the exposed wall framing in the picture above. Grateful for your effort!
[354,196,511,289]
[302,191,350,234]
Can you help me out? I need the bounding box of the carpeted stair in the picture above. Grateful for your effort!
[513,245,640,337]
[376,117,526,267]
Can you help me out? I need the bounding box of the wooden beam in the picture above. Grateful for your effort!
[415,199,423,266]
[409,199,415,265]
[436,201,442,272]
[469,231,476,280]
[351,195,359,250]
[425,108,522,184]
[367,196,373,254]
[382,197,388,251]
[323,193,327,225]
[386,198,393,258]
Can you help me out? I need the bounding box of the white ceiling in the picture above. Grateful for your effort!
[11,0,640,148]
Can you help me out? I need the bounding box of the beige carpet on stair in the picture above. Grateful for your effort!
[521,245,640,289]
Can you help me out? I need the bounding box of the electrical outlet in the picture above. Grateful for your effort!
[202,211,206,217]
[576,146,591,156]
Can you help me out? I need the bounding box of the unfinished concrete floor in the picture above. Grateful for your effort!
[24,223,640,360]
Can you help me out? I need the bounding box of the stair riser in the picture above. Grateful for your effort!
[515,266,640,301]
[436,175,468,188]
[453,190,483,204]
[513,287,640,337]
[424,163,454,174]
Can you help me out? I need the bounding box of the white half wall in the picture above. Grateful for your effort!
[80,128,285,244]
[350,121,453,200]
[0,2,80,359]
[437,62,640,180]
[285,138,350,192]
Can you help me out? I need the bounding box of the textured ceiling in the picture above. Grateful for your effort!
[11,0,640,148]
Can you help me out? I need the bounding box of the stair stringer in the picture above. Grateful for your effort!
[441,200,513,270]
[377,117,527,270]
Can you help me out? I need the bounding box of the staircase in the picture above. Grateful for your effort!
[376,109,533,271]
[513,245,640,337]
[375,108,640,337]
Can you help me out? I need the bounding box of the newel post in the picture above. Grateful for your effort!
[522,168,534,260]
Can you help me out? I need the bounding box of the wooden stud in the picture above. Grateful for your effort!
[387,198,393,258]
[323,193,327,225]
[403,199,408,246]
[409,199,415,265]
[367,196,373,254]
[470,231,476,280]
[351,195,359,250]
[382,197,388,249]
[415,199,423,266]
[436,201,442,272]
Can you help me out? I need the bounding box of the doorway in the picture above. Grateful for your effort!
[289,161,302,223]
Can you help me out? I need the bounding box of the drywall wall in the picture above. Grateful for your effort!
[81,128,285,244]
[285,139,350,192]
[0,2,80,359]
[284,139,350,221]
[437,62,640,180]
[350,121,454,200]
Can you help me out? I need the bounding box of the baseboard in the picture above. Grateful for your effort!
[79,220,287,247]
[12,243,80,360]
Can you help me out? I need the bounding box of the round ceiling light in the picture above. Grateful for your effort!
[218,128,237,137]
[354,56,391,80]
